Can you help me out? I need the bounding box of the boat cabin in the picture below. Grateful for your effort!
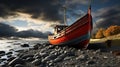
[54,25,68,35]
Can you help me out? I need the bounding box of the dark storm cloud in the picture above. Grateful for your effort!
[0,0,63,22]
[0,0,90,23]
[0,23,50,38]
[94,5,120,28]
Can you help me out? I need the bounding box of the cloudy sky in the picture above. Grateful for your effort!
[0,0,120,39]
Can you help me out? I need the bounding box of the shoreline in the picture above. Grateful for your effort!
[0,40,120,67]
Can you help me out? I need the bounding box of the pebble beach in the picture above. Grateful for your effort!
[0,40,120,67]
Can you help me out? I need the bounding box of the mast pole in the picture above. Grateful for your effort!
[63,7,67,25]
[88,0,92,8]
[88,0,92,14]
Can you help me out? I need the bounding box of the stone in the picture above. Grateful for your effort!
[8,57,25,67]
[26,57,35,62]
[87,61,96,65]
[66,52,75,56]
[1,63,8,67]
[40,53,48,58]
[21,54,34,59]
[0,51,5,56]
[21,44,29,47]
[54,57,63,63]
[64,57,72,60]
[7,57,16,62]
[15,49,24,53]
[6,52,13,55]
[33,43,41,50]
[42,54,57,62]
[1,58,7,61]
[47,45,55,49]
[0,51,5,54]
[34,55,41,59]
[32,59,41,66]
[103,56,108,59]
[112,50,120,56]
[76,55,85,60]
[9,49,14,51]
[7,54,12,58]
[15,64,24,67]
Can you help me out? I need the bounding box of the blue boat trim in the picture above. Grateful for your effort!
[56,32,91,46]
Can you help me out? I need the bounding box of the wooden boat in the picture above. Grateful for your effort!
[48,6,92,48]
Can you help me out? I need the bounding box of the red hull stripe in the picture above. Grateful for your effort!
[51,32,90,46]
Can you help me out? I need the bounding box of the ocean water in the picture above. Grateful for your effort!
[0,39,47,65]
[0,39,47,52]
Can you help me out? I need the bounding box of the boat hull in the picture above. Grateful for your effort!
[48,13,92,48]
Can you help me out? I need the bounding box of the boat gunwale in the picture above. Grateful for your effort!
[48,14,91,40]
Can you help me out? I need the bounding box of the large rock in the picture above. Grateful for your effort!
[8,57,25,67]
[0,51,5,56]
[21,44,29,47]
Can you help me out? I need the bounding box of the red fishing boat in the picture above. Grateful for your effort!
[48,5,92,48]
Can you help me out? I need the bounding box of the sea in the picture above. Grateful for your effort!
[0,39,47,65]
[0,39,47,52]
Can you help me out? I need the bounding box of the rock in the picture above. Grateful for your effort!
[0,51,5,56]
[33,45,39,50]
[9,49,14,51]
[7,57,16,62]
[1,63,8,67]
[64,57,72,60]
[8,57,25,67]
[40,53,48,58]
[1,58,7,61]
[0,51,5,54]
[48,62,53,66]
[32,59,41,66]
[15,64,24,67]
[42,54,57,63]
[6,52,13,55]
[26,57,35,62]
[112,50,120,56]
[34,55,41,59]
[76,55,85,60]
[33,43,41,50]
[47,45,55,49]
[7,54,12,58]
[66,52,75,56]
[54,57,63,63]
[21,44,29,47]
[87,61,96,65]
[15,49,24,53]
[103,56,108,59]
[21,54,34,59]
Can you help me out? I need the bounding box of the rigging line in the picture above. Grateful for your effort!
[93,19,98,28]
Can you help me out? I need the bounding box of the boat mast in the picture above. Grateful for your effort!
[88,0,92,13]
[63,6,67,25]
